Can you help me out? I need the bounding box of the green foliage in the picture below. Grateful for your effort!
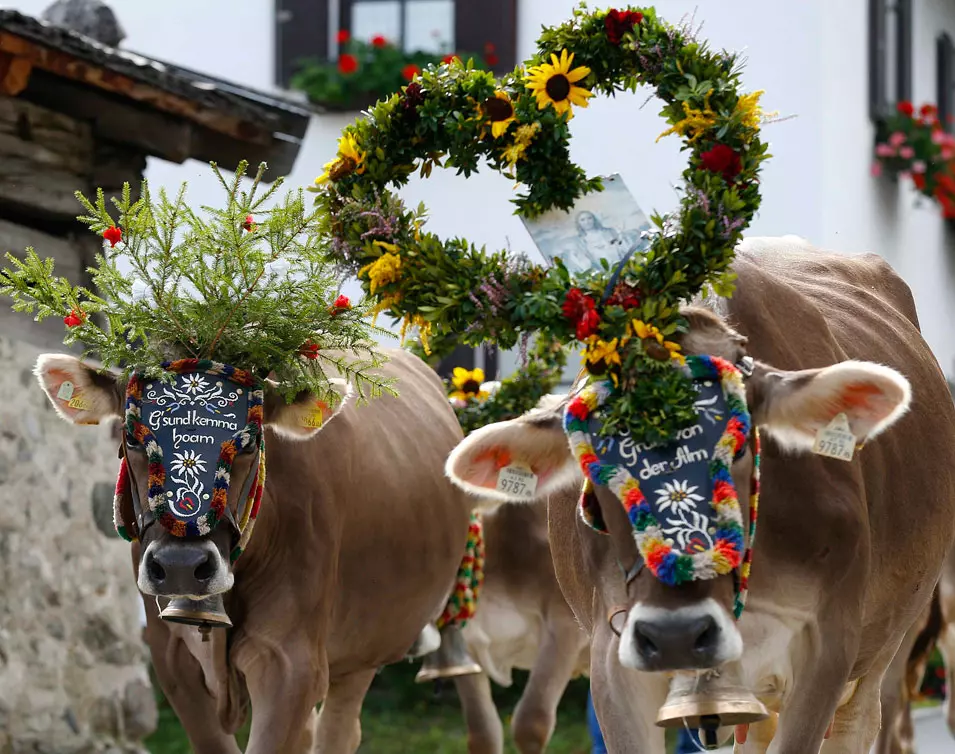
[0,161,394,406]
[313,3,771,446]
[291,34,494,111]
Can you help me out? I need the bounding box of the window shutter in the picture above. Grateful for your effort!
[454,0,518,74]
[939,34,954,133]
[275,0,329,88]
[895,0,912,105]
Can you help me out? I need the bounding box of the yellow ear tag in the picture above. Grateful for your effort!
[496,462,539,499]
[67,394,92,411]
[300,401,328,429]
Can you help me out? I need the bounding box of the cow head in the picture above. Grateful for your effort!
[446,307,911,672]
[34,354,351,600]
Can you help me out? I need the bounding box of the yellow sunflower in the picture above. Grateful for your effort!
[524,49,593,119]
[315,133,366,185]
[449,367,489,401]
[484,91,516,138]
[632,320,684,363]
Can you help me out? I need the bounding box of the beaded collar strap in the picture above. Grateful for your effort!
[114,359,266,561]
[565,355,759,616]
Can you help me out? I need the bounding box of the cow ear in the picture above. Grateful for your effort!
[446,396,580,504]
[34,354,122,426]
[264,378,353,440]
[750,359,911,452]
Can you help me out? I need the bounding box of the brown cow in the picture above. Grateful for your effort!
[878,545,955,753]
[459,499,590,753]
[443,237,955,752]
[33,347,502,754]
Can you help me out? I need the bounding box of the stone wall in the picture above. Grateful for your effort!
[0,334,154,754]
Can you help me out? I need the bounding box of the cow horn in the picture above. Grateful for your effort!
[655,671,769,750]
[159,594,233,635]
[414,624,482,683]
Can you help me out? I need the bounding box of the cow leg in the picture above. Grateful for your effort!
[134,545,241,754]
[312,668,378,753]
[452,671,505,754]
[511,619,586,754]
[241,639,327,754]
[939,621,955,735]
[590,624,668,753]
[817,669,887,754]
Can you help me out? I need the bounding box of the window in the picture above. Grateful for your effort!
[869,0,913,121]
[275,0,517,89]
[939,33,954,133]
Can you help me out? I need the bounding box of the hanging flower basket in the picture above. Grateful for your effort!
[872,101,955,220]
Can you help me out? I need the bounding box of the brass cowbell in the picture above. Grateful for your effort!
[414,624,483,683]
[159,594,232,641]
[656,671,768,750]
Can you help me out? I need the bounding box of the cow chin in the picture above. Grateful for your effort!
[137,526,234,598]
[617,598,743,672]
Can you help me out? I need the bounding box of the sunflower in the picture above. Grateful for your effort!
[583,338,622,383]
[484,91,516,138]
[316,133,366,184]
[524,49,593,119]
[450,367,489,401]
[632,320,684,364]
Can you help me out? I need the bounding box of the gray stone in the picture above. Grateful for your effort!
[0,335,154,752]
[41,0,126,48]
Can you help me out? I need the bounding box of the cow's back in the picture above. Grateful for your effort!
[725,237,955,676]
[233,348,472,676]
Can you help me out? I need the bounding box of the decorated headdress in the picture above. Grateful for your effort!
[2,162,392,555]
[313,5,771,607]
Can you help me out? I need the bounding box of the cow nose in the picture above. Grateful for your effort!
[144,545,216,595]
[632,614,721,670]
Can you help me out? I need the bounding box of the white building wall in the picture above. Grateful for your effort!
[7,0,953,379]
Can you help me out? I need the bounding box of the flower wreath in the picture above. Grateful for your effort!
[314,3,771,447]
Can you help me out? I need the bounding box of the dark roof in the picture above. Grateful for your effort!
[0,10,311,177]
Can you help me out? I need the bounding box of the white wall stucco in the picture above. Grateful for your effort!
[7,0,954,379]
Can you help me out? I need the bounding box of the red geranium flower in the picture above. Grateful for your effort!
[299,341,320,359]
[604,8,643,45]
[913,172,927,191]
[700,143,742,181]
[921,104,938,119]
[371,35,388,48]
[896,100,914,117]
[330,294,351,315]
[63,309,86,327]
[102,225,122,247]
[484,42,496,54]
[336,29,350,44]
[442,53,459,64]
[576,308,601,340]
[338,53,359,75]
[401,63,421,81]
[485,52,499,67]
[242,214,255,232]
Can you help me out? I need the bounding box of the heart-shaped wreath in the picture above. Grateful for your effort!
[313,4,772,446]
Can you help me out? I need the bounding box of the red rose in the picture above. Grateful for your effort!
[63,309,85,327]
[242,214,255,232]
[562,288,594,321]
[576,308,601,340]
[336,29,350,44]
[338,53,358,75]
[485,52,499,67]
[330,294,351,315]
[371,35,388,48]
[700,143,742,181]
[442,54,459,64]
[896,100,914,117]
[401,63,421,81]
[604,9,643,45]
[102,225,122,247]
[299,341,320,359]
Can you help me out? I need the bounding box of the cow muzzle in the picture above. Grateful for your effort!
[138,538,233,599]
[618,599,742,672]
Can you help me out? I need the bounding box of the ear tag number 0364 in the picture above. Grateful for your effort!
[496,463,538,499]
[812,413,856,462]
